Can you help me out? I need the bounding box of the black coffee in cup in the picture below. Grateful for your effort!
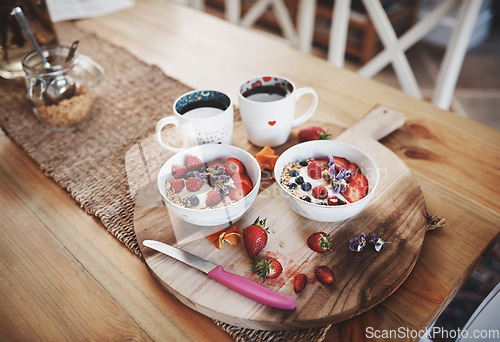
[242,85,289,102]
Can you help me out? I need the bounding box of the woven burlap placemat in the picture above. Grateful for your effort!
[0,21,330,341]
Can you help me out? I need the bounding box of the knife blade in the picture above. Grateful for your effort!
[143,240,296,310]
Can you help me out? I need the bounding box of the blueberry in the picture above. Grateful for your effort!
[319,201,328,205]
[337,199,345,205]
[295,176,304,185]
[288,183,297,190]
[189,195,199,207]
[301,182,312,191]
[180,198,190,207]
[290,169,299,177]
[183,171,194,180]
[301,196,311,202]
[198,165,206,173]
[299,160,308,166]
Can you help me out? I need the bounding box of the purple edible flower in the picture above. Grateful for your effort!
[369,234,388,252]
[193,171,208,182]
[332,168,353,194]
[349,232,366,252]
[208,165,225,176]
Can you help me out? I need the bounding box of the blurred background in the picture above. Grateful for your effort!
[198,0,499,131]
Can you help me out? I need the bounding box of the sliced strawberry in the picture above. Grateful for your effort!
[347,163,359,175]
[343,183,367,203]
[349,173,368,193]
[185,177,202,192]
[229,187,245,201]
[168,179,184,193]
[312,185,328,199]
[307,161,322,180]
[224,158,246,176]
[186,155,204,171]
[332,157,350,171]
[293,274,307,293]
[172,165,187,178]
[233,173,253,195]
[206,190,222,207]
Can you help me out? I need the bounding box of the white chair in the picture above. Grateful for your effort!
[329,0,484,110]
[169,0,204,11]
[224,0,318,54]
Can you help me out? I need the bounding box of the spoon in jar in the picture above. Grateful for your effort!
[11,7,77,105]
[43,41,79,105]
[10,7,51,69]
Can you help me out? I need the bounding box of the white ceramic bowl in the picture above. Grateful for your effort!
[274,141,379,222]
[157,144,261,226]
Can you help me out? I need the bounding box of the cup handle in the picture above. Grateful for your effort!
[291,87,318,128]
[155,116,185,152]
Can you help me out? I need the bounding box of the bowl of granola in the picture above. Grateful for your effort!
[157,144,261,226]
[274,140,379,222]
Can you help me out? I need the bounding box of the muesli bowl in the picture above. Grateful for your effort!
[274,140,379,222]
[157,144,261,226]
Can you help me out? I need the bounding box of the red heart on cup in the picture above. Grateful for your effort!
[268,121,276,126]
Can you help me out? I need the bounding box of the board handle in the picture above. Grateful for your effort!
[339,105,405,141]
[207,265,296,310]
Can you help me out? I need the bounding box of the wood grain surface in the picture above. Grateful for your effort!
[132,106,428,329]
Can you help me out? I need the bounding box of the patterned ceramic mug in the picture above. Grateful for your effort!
[156,90,234,152]
[238,76,318,147]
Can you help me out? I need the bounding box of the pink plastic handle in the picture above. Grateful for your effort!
[207,265,296,310]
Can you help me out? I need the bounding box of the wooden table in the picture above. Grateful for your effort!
[1,0,498,340]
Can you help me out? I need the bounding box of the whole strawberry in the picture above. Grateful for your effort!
[315,266,334,285]
[298,127,331,143]
[250,256,282,282]
[307,232,333,253]
[293,274,307,293]
[242,217,269,258]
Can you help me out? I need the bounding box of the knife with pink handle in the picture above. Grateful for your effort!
[143,240,296,310]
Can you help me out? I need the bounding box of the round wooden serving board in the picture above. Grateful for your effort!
[129,105,428,330]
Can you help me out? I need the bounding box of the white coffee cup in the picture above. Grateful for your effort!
[156,90,234,152]
[238,76,318,147]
